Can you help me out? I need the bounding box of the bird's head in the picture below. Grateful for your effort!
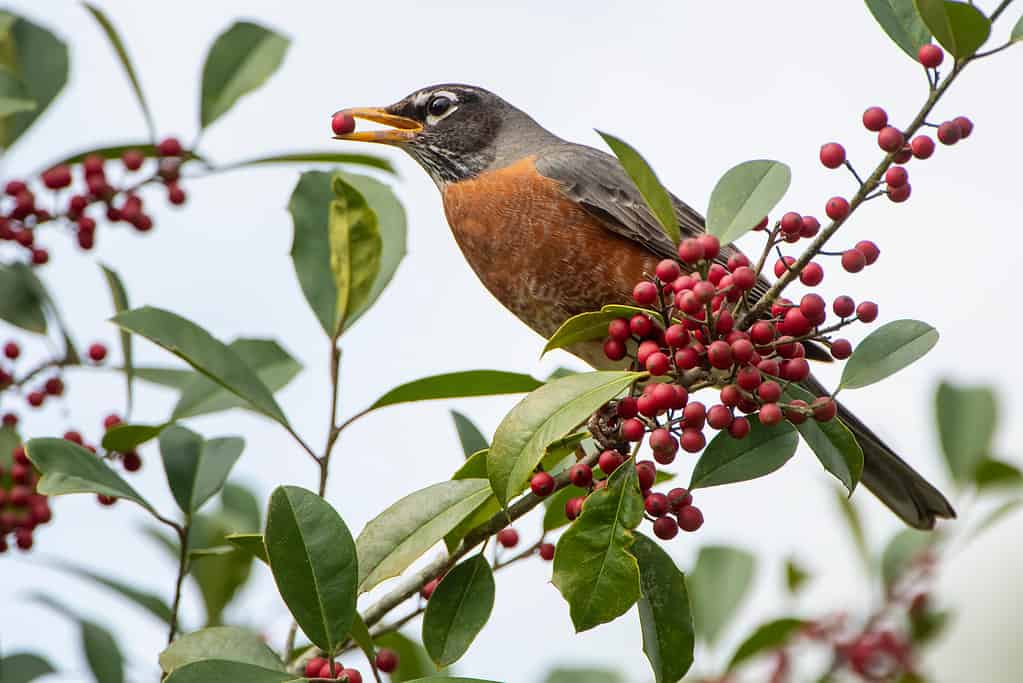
[332,84,555,184]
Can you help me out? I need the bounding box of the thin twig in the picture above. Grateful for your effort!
[167,524,190,645]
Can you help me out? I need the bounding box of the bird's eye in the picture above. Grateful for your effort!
[428,95,452,117]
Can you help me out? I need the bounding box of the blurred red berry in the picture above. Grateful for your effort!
[157,137,183,157]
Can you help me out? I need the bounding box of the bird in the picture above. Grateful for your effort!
[332,83,954,530]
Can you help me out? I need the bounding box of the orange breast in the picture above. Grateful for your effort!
[441,157,659,341]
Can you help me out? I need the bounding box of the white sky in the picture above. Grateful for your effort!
[3,1,1023,681]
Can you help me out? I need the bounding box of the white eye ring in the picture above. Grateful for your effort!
[425,91,459,125]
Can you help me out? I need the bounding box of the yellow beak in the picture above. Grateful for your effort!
[331,107,423,143]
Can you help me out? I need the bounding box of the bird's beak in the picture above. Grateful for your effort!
[331,107,423,143]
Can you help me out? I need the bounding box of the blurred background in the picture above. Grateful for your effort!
[1,1,1022,681]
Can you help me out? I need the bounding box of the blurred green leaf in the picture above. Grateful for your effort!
[552,464,644,632]
[914,0,991,58]
[0,652,55,683]
[970,498,1023,540]
[544,670,625,683]
[547,366,581,379]
[598,131,680,243]
[82,620,124,683]
[784,385,863,493]
[936,381,997,482]
[728,618,805,671]
[0,424,21,469]
[0,68,35,116]
[43,143,202,170]
[164,660,297,683]
[373,632,440,682]
[0,264,47,333]
[159,425,244,515]
[328,174,382,332]
[83,3,155,138]
[225,533,268,564]
[0,13,68,150]
[101,264,134,412]
[49,560,172,625]
[835,489,873,573]
[690,418,798,489]
[973,457,1023,491]
[840,320,938,390]
[633,533,694,683]
[101,422,168,452]
[200,21,289,129]
[131,366,195,389]
[451,410,488,457]
[881,529,934,588]
[785,557,811,594]
[159,626,284,674]
[423,554,495,667]
[357,479,491,593]
[489,371,639,506]
[864,0,932,59]
[217,151,395,173]
[688,545,756,645]
[910,607,949,644]
[1012,15,1023,42]
[706,160,791,246]
[348,613,378,673]
[368,370,543,413]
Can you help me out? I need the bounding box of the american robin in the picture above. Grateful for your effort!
[333,84,954,529]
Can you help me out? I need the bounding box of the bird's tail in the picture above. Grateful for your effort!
[804,374,955,530]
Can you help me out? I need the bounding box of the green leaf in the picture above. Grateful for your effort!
[0,68,35,116]
[632,533,694,683]
[489,371,640,506]
[25,438,156,513]
[936,381,997,482]
[225,533,269,564]
[101,422,168,451]
[688,545,756,645]
[914,0,991,58]
[101,264,134,412]
[0,263,47,333]
[543,484,589,532]
[373,632,438,682]
[49,560,172,625]
[544,670,625,683]
[83,3,155,137]
[706,160,791,246]
[785,557,811,594]
[881,529,934,588]
[728,618,805,671]
[348,613,378,673]
[864,0,933,59]
[368,370,543,413]
[216,151,395,174]
[835,489,873,573]
[131,366,196,389]
[839,320,939,390]
[973,457,1023,491]
[200,21,290,129]
[82,620,125,683]
[597,132,680,243]
[111,306,289,425]
[404,679,499,683]
[43,143,203,170]
[542,305,660,356]
[328,174,383,332]
[552,464,644,632]
[159,626,284,674]
[690,418,798,489]
[164,660,298,683]
[265,486,358,655]
[1012,15,1023,42]
[970,498,1022,540]
[0,653,55,683]
[0,13,68,150]
[451,410,488,457]
[159,425,244,515]
[444,450,499,552]
[423,554,495,667]
[0,425,19,471]
[784,385,864,493]
[357,479,492,593]
[289,170,343,334]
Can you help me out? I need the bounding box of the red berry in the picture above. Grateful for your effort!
[799,294,826,323]
[44,377,64,396]
[780,212,802,235]
[2,413,17,427]
[645,351,670,376]
[167,183,186,206]
[812,397,839,422]
[497,528,519,548]
[731,266,756,292]
[569,463,593,488]
[607,318,631,342]
[42,165,72,189]
[305,658,327,677]
[729,416,751,439]
[731,338,755,364]
[679,429,705,453]
[862,107,888,132]
[3,342,19,359]
[122,451,142,472]
[707,404,733,430]
[539,542,555,561]
[750,321,775,346]
[530,471,555,497]
[888,183,912,203]
[31,248,49,265]
[833,295,855,318]
[653,516,678,540]
[665,324,689,349]
[599,449,625,474]
[683,401,706,429]
[63,430,83,445]
[784,400,810,425]
[157,137,183,157]
[774,256,795,278]
[727,253,750,270]
[678,505,704,532]
[911,135,935,159]
[800,216,821,239]
[799,262,824,287]
[759,403,783,425]
[375,650,399,674]
[855,240,880,265]
[633,281,658,306]
[953,116,973,138]
[677,238,704,264]
[340,669,362,683]
[603,338,627,361]
[565,496,585,520]
[630,314,653,338]
[636,460,657,490]
[332,112,356,136]
[781,358,810,382]
[825,197,850,221]
[645,492,669,517]
[830,339,853,359]
[88,343,108,363]
[668,384,689,410]
[754,216,769,231]
[98,494,117,506]
[674,347,698,370]
[736,367,762,393]
[918,44,944,69]
[692,280,715,304]
[758,380,782,404]
[707,340,733,369]
[856,301,879,322]
[121,149,145,171]
[878,127,905,152]
[819,143,846,169]
[938,121,961,145]
[782,308,812,337]
[655,259,681,283]
[27,391,44,407]
[617,397,639,419]
[841,249,866,273]
[885,166,908,188]
[667,488,693,512]
[698,234,720,260]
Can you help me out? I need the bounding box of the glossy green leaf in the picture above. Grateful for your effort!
[357,479,491,593]
[706,160,791,246]
[935,381,997,482]
[444,450,498,552]
[543,305,660,356]
[0,13,68,150]
[728,618,805,671]
[690,418,798,489]
[839,320,938,390]
[265,486,358,655]
[544,670,625,683]
[451,410,488,457]
[914,0,991,58]
[200,21,290,128]
[423,554,495,667]
[552,464,644,632]
[49,560,172,625]
[0,68,35,116]
[82,620,124,683]
[25,438,156,513]
[973,457,1023,490]
[101,422,168,452]
[164,660,298,683]
[881,529,934,588]
[83,3,155,137]
[489,371,640,506]
[598,131,679,243]
[632,533,694,683]
[213,151,395,173]
[159,425,244,515]
[348,613,378,673]
[289,170,342,334]
[101,264,134,411]
[225,533,269,564]
[785,557,811,594]
[784,385,864,493]
[1012,15,1023,42]
[0,653,55,683]
[131,366,195,389]
[864,0,933,59]
[328,174,383,332]
[0,263,47,333]
[543,484,588,532]
[111,306,288,425]
[688,545,756,644]
[835,489,873,573]
[369,370,543,413]
[159,626,284,674]
[373,632,438,682]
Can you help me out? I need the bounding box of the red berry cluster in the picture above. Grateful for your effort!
[1,138,187,262]
[303,656,363,681]
[0,339,108,414]
[0,443,52,553]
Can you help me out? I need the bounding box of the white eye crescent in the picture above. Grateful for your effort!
[426,91,459,125]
